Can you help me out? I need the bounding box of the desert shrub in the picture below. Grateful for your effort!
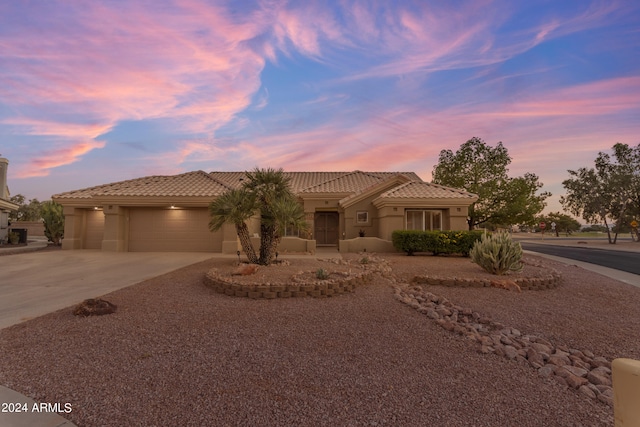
[470,231,523,275]
[392,230,483,256]
[316,268,329,280]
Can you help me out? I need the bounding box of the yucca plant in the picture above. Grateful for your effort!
[470,231,523,275]
[316,268,330,280]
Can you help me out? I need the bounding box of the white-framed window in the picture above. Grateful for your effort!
[406,210,442,231]
[356,211,369,224]
[284,225,301,237]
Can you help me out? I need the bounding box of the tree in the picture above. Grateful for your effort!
[561,143,640,244]
[9,194,43,222]
[209,168,308,265]
[535,212,581,236]
[209,188,259,264]
[432,137,550,230]
[41,201,64,245]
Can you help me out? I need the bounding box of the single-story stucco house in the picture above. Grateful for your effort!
[52,170,478,253]
[0,157,20,243]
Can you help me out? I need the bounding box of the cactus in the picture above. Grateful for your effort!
[316,268,330,280]
[470,232,523,275]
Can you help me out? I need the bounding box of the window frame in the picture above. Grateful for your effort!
[405,209,443,231]
[356,210,369,224]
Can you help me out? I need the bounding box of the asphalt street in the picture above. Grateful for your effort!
[520,242,640,276]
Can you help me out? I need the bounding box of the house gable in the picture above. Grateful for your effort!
[339,173,415,209]
[373,181,478,208]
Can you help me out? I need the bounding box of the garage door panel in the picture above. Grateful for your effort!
[129,208,221,252]
[84,210,104,249]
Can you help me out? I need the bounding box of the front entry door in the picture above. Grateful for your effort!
[314,212,339,246]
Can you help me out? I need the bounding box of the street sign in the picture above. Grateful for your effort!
[551,222,556,230]
[631,220,639,229]
[539,222,546,229]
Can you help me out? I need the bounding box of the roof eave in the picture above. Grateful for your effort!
[373,196,478,209]
[55,195,218,208]
[0,199,19,211]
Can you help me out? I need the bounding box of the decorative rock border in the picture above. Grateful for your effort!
[393,283,614,407]
[203,269,374,299]
[411,274,561,290]
[203,254,392,299]
[411,260,562,290]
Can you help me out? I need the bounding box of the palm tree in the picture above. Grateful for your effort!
[209,168,310,265]
[260,195,309,264]
[243,168,300,264]
[208,188,259,264]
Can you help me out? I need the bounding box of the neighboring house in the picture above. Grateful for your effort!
[52,170,478,253]
[0,157,20,243]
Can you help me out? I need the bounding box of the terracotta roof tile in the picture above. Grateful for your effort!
[378,181,478,199]
[54,171,230,199]
[53,170,434,201]
[299,171,384,193]
[209,171,423,194]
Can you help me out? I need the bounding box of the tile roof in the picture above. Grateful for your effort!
[53,170,455,202]
[299,171,387,193]
[207,171,423,194]
[209,171,351,193]
[54,171,231,199]
[377,181,478,200]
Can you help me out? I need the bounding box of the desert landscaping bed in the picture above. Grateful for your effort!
[0,253,638,426]
[203,255,390,299]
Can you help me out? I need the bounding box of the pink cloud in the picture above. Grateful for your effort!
[473,77,640,118]
[3,1,270,176]
[3,0,638,208]
[17,140,106,178]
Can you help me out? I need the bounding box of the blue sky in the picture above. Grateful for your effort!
[1,0,639,213]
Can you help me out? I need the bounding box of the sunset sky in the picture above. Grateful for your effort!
[2,0,639,213]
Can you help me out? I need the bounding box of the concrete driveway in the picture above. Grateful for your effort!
[0,250,213,329]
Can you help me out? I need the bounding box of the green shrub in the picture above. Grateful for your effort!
[392,230,483,256]
[41,201,64,245]
[8,231,19,244]
[316,268,329,280]
[470,231,523,275]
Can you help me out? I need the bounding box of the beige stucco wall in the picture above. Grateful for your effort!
[10,220,46,237]
[343,197,379,239]
[338,237,397,253]
[377,206,405,241]
[449,206,470,230]
[62,207,100,250]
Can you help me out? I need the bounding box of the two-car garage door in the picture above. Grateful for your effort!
[128,208,222,252]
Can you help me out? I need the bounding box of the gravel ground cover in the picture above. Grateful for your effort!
[0,253,638,426]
